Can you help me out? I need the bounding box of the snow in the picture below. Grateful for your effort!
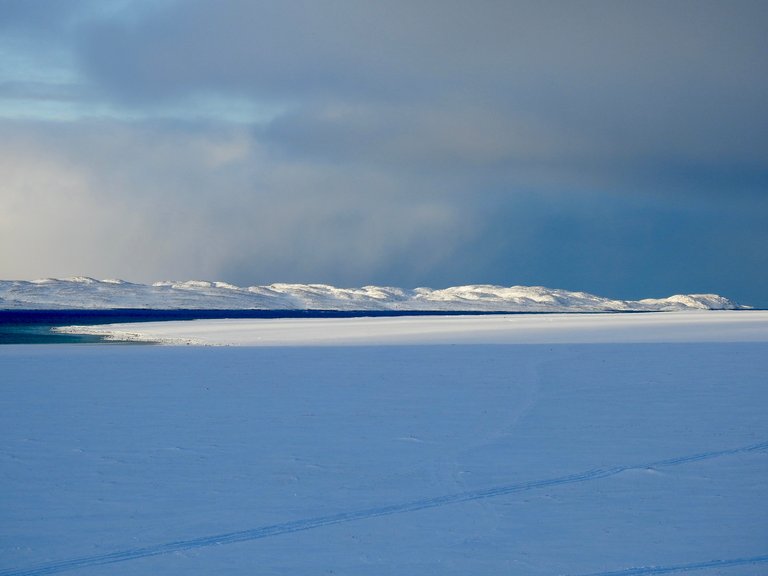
[0,277,745,311]
[56,310,768,346]
[2,312,767,575]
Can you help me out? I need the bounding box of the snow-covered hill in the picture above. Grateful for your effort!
[0,277,743,311]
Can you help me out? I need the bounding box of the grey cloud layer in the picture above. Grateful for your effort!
[72,1,768,190]
[1,0,766,304]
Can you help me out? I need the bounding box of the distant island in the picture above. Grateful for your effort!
[0,277,743,312]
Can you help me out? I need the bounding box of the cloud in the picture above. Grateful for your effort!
[2,116,765,305]
[69,1,768,189]
[0,0,92,33]
[76,1,768,102]
[0,119,473,285]
[0,1,766,304]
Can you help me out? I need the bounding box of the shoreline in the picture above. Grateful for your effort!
[52,310,768,347]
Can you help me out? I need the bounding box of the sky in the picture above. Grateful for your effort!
[0,0,766,306]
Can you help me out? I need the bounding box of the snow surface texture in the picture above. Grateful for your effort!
[57,310,768,346]
[0,277,743,311]
[2,314,768,575]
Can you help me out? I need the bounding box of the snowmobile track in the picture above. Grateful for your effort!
[570,553,768,575]
[2,440,766,576]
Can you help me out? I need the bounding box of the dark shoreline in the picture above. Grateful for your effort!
[0,308,745,345]
[0,307,661,324]
[0,309,520,345]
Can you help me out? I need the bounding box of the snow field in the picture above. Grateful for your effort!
[57,310,768,346]
[1,313,767,575]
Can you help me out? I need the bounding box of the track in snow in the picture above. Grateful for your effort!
[2,440,767,576]
[571,553,768,575]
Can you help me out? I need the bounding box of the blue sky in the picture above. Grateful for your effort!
[1,0,766,306]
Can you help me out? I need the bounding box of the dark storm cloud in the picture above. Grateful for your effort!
[75,1,768,189]
[2,1,767,305]
[77,1,768,105]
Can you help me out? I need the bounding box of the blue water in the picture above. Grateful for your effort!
[0,325,111,344]
[0,309,513,344]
